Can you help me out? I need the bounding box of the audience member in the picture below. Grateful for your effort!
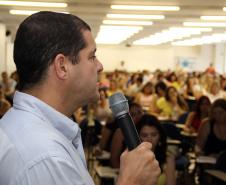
[0,71,16,97]
[137,114,176,185]
[135,82,157,113]
[71,107,86,124]
[155,81,167,99]
[107,79,122,97]
[93,88,111,123]
[196,98,226,157]
[97,116,118,153]
[183,76,203,99]
[184,96,211,133]
[204,81,225,103]
[126,75,143,98]
[156,86,188,120]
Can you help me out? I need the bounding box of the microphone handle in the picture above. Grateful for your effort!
[116,113,141,151]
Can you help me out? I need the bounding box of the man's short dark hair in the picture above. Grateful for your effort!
[14,11,91,90]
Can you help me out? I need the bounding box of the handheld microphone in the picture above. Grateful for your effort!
[109,92,141,151]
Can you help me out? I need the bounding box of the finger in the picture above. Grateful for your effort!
[137,142,152,151]
[120,149,128,159]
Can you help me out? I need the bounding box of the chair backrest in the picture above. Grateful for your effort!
[178,112,189,124]
[215,150,226,172]
[186,98,196,111]
[162,122,192,154]
[162,122,182,140]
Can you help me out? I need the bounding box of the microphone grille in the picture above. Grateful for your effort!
[109,92,129,117]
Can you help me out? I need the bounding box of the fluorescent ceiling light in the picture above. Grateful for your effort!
[133,27,212,45]
[201,16,226,20]
[184,22,226,27]
[103,20,153,26]
[111,5,180,11]
[10,10,68,15]
[172,33,226,46]
[0,1,67,7]
[10,10,37,15]
[95,25,143,44]
[172,39,202,46]
[169,27,212,32]
[107,14,165,20]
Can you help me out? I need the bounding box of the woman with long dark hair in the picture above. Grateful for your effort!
[196,98,226,157]
[137,114,176,185]
[184,96,211,133]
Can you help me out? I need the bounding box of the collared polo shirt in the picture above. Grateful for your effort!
[0,91,94,185]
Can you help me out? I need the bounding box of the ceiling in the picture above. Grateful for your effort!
[1,0,226,46]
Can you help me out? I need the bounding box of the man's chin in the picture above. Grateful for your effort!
[90,92,100,104]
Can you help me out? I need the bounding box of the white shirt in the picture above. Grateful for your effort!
[0,91,94,185]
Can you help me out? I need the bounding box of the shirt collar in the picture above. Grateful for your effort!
[13,91,80,142]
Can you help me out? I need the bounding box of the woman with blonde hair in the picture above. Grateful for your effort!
[135,82,158,113]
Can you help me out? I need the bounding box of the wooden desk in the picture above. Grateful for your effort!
[167,139,181,145]
[196,156,216,164]
[158,116,170,121]
[96,150,110,161]
[95,166,118,178]
[206,169,226,183]
[180,131,197,137]
[175,124,185,129]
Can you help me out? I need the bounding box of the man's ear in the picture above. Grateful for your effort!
[53,54,69,80]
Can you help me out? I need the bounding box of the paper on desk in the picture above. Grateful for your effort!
[196,156,216,164]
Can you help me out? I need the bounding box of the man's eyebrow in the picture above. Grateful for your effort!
[89,48,96,56]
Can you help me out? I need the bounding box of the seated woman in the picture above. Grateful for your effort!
[156,86,188,121]
[93,88,111,123]
[204,81,226,103]
[106,79,122,97]
[184,96,211,133]
[155,81,167,99]
[137,114,176,185]
[196,98,226,157]
[195,98,226,185]
[97,116,118,153]
[135,81,158,113]
[182,76,203,100]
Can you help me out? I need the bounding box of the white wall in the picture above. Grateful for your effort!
[214,43,226,74]
[97,44,201,72]
[0,24,6,74]
[6,42,16,74]
[5,43,226,74]
[197,45,214,72]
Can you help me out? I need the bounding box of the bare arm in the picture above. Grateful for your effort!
[195,119,210,156]
[110,128,124,168]
[99,126,112,150]
[165,154,176,185]
[184,112,196,132]
[150,94,159,114]
[134,93,141,104]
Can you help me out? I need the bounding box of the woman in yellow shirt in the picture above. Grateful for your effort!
[157,86,188,120]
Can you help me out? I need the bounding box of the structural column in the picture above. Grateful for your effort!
[214,43,225,74]
[199,44,214,72]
